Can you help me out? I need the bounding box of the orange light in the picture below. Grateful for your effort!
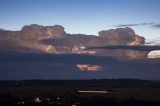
[76,64,101,71]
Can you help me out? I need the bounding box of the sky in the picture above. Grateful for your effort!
[0,0,160,39]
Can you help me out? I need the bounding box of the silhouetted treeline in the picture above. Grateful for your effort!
[0,79,160,88]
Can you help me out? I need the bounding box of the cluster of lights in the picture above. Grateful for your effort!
[33,97,62,104]
[16,96,80,106]
[34,97,42,103]
[18,101,25,105]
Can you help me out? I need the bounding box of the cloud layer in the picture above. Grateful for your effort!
[115,22,160,30]
[153,24,160,28]
[115,23,154,27]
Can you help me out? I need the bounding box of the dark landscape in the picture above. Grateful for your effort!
[1,79,160,106]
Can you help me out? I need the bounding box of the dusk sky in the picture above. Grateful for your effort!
[0,0,160,39]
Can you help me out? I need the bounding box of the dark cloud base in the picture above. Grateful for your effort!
[87,45,160,51]
[0,54,118,65]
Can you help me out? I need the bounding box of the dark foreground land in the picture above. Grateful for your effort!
[0,79,160,106]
